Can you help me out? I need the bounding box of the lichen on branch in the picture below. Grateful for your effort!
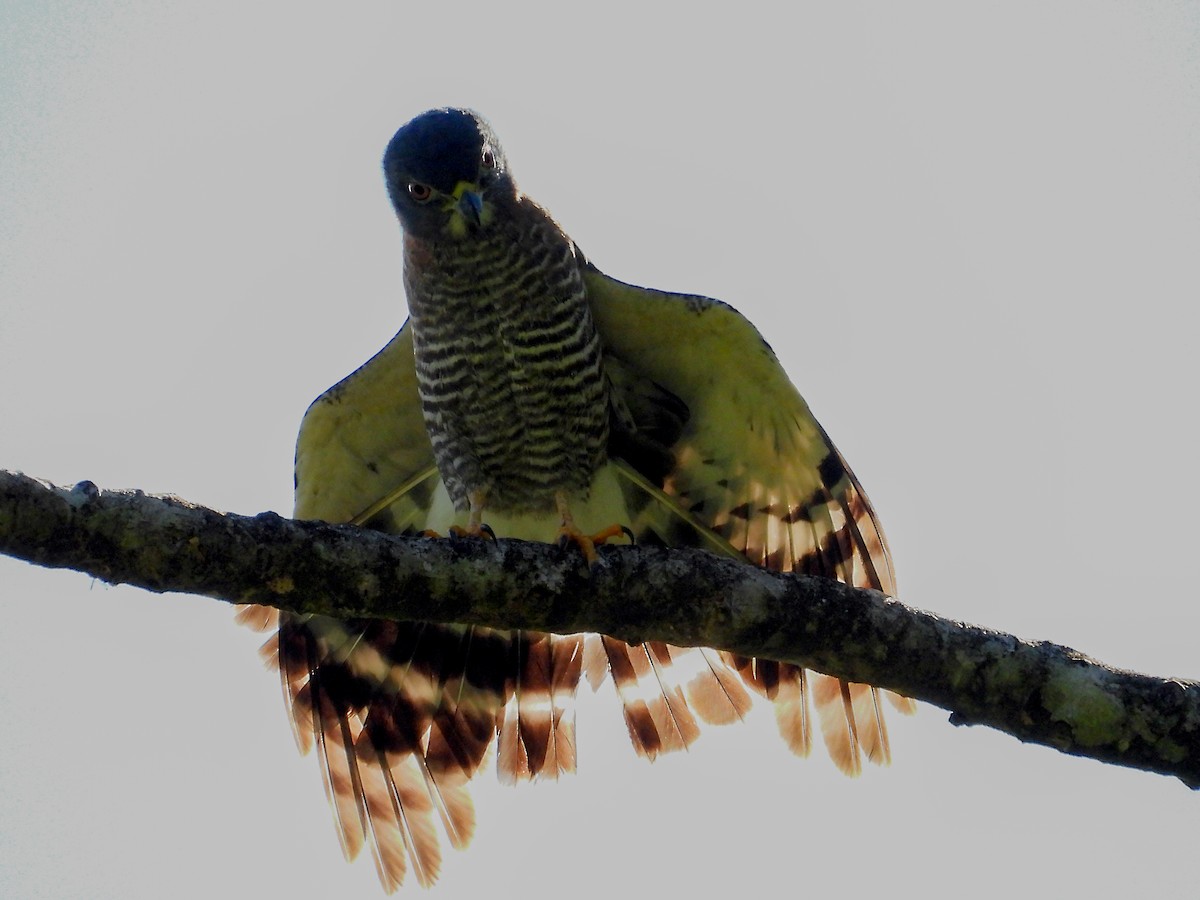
[1,468,1198,787]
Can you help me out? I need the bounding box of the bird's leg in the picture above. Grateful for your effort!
[555,490,633,566]
[425,489,496,540]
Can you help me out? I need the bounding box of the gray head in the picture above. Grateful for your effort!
[382,108,514,240]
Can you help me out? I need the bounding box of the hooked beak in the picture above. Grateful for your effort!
[455,186,484,227]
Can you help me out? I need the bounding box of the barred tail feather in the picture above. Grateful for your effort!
[496,693,529,783]
[585,635,701,759]
[860,686,892,765]
[771,667,813,757]
[309,675,369,861]
[420,767,474,851]
[277,620,314,755]
[371,750,443,890]
[548,633,584,774]
[357,749,415,893]
[514,632,554,778]
[233,603,278,633]
[811,673,864,777]
[497,630,584,783]
[643,641,703,750]
[425,626,505,781]
[680,647,752,726]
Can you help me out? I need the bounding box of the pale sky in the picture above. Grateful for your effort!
[2,3,1198,898]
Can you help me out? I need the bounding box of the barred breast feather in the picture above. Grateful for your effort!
[404,202,609,513]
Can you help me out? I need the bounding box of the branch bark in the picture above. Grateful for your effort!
[2,468,1197,787]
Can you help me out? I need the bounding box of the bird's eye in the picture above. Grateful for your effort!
[481,148,496,170]
[407,182,433,203]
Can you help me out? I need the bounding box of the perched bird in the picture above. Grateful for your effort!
[240,108,914,891]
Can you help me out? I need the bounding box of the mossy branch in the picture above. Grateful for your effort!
[2,468,1197,787]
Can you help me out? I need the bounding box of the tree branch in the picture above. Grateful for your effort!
[2,468,1197,787]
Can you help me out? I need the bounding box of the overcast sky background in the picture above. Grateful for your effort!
[2,2,1198,898]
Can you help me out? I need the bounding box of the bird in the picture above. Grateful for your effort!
[238,107,914,892]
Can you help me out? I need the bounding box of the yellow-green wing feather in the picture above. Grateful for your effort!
[585,264,914,774]
[294,321,435,529]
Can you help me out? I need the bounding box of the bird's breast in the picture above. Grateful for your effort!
[406,226,610,514]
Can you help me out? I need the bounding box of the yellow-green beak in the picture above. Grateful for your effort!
[453,182,484,227]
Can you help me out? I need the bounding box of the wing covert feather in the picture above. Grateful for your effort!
[585,265,914,773]
[294,321,434,528]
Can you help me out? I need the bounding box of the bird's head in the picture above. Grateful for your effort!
[383,108,512,241]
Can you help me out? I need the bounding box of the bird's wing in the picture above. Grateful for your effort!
[292,321,435,531]
[585,263,915,775]
[240,322,580,892]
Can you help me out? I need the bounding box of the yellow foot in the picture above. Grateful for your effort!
[554,491,633,566]
[423,489,495,540]
[557,522,634,565]
[448,522,497,540]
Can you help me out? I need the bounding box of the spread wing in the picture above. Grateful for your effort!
[240,324,582,891]
[585,263,916,775]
